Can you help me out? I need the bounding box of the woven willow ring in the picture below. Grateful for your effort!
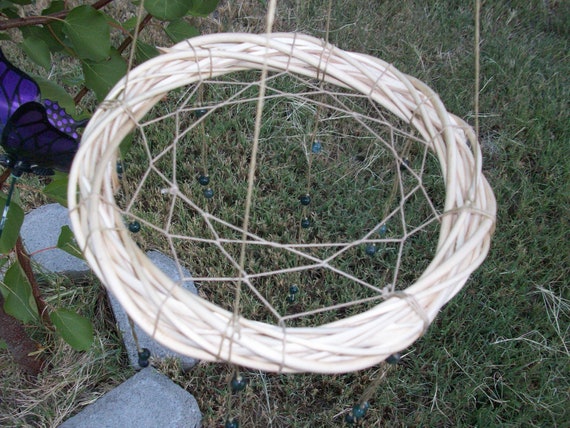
[68,33,496,373]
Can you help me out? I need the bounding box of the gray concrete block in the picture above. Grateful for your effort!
[108,250,199,370]
[59,367,201,428]
[20,203,90,279]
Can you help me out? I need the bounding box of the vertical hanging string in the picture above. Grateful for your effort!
[474,0,481,142]
[233,0,278,323]
[226,1,279,424]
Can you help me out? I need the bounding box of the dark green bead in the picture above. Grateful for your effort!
[128,221,141,233]
[344,412,356,424]
[116,161,124,174]
[365,244,377,256]
[301,218,311,228]
[386,352,401,364]
[198,175,210,186]
[225,418,238,428]
[230,374,247,392]
[138,348,151,367]
[203,188,214,199]
[289,285,299,294]
[299,194,311,206]
[194,108,208,118]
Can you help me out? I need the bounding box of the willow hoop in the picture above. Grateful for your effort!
[68,33,496,374]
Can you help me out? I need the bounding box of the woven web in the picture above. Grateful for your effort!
[116,68,445,329]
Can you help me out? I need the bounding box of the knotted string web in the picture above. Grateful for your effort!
[68,0,495,378]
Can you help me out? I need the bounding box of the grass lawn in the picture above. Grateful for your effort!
[1,0,568,426]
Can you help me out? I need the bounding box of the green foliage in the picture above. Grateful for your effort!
[0,194,23,253]
[0,262,38,323]
[50,308,94,351]
[144,0,192,21]
[165,19,200,43]
[43,172,70,206]
[63,6,111,62]
[56,225,83,259]
[82,48,127,101]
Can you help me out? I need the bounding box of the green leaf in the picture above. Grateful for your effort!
[57,225,83,259]
[50,309,93,351]
[21,37,51,70]
[63,5,111,61]
[188,0,220,17]
[34,77,77,115]
[136,40,160,62]
[0,339,7,349]
[20,26,62,52]
[0,262,38,323]
[43,172,70,206]
[165,19,200,43]
[0,194,24,253]
[144,0,191,21]
[82,49,127,101]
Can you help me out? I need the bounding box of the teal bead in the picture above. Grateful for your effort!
[378,224,387,236]
[289,285,299,294]
[311,141,322,153]
[365,244,377,256]
[352,402,368,419]
[299,194,311,206]
[301,218,311,228]
[386,352,401,364]
[116,161,124,174]
[230,374,247,392]
[203,188,214,199]
[225,418,238,428]
[198,175,210,186]
[128,221,141,233]
[194,108,208,118]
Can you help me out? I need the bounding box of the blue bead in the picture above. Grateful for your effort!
[198,175,210,186]
[311,141,322,153]
[378,224,387,236]
[365,244,377,256]
[301,218,311,228]
[203,188,214,199]
[289,285,299,294]
[128,221,141,233]
[299,194,311,206]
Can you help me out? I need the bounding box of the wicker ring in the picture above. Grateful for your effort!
[68,33,496,373]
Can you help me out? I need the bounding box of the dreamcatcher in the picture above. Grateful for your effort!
[0,49,85,237]
[68,0,496,425]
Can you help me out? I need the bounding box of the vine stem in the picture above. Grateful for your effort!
[0,0,114,31]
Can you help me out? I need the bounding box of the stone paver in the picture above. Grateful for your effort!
[59,367,201,428]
